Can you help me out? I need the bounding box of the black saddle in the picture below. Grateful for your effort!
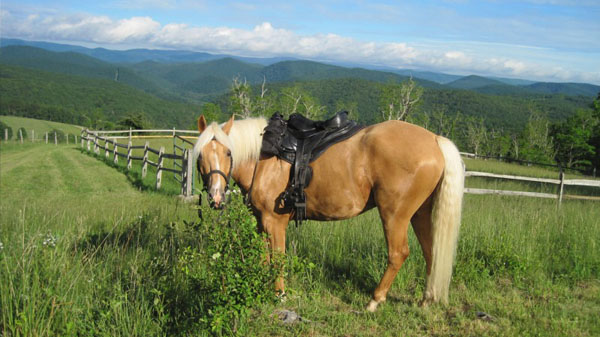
[261,111,365,224]
[287,111,349,134]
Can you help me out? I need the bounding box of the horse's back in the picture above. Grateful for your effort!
[305,120,445,220]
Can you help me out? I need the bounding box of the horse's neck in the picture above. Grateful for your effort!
[232,160,257,194]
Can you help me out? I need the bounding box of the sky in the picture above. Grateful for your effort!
[1,0,599,84]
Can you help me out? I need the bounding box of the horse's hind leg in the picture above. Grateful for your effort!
[411,196,434,277]
[366,208,412,312]
[411,196,436,306]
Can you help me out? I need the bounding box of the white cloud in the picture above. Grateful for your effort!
[1,8,598,84]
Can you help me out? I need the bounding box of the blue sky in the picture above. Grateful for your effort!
[2,0,599,84]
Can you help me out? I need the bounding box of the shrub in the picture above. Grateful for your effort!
[154,189,281,335]
[48,129,65,143]
[0,121,12,140]
[17,127,27,140]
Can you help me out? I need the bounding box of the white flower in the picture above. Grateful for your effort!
[211,252,221,260]
[42,233,57,248]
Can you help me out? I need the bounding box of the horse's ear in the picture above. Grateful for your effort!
[198,115,207,132]
[222,115,234,135]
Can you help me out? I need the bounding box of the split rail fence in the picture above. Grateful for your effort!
[79,130,600,203]
[80,128,199,199]
[461,158,600,203]
[3,128,79,145]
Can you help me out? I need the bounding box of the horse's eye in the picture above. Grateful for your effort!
[227,150,232,157]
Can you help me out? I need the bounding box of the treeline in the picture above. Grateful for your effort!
[207,78,599,173]
[0,64,199,129]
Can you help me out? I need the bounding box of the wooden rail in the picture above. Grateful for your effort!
[465,170,600,203]
[79,130,599,203]
[81,129,195,199]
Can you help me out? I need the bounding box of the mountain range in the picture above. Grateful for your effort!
[0,38,598,131]
[2,38,598,98]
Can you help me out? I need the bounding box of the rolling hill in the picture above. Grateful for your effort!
[0,41,597,132]
[0,45,182,101]
[0,64,200,128]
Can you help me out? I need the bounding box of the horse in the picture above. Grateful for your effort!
[193,114,464,311]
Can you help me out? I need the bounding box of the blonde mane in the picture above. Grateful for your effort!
[192,117,268,169]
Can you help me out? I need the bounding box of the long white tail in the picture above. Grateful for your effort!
[425,136,464,304]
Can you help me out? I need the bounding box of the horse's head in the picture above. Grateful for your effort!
[195,115,235,209]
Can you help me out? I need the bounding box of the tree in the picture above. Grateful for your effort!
[519,109,555,164]
[587,93,600,171]
[0,121,13,140]
[230,76,253,118]
[379,77,423,121]
[254,76,275,117]
[552,109,597,168]
[483,129,511,158]
[118,112,148,130]
[278,85,326,119]
[464,116,487,156]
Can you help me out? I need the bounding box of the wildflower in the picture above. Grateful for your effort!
[211,252,221,260]
[42,233,57,248]
[0,240,3,251]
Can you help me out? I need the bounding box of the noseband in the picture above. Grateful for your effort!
[204,154,233,193]
[197,149,234,218]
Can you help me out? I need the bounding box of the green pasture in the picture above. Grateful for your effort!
[0,116,83,141]
[1,141,599,336]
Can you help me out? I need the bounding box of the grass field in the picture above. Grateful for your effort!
[0,116,83,141]
[1,140,599,336]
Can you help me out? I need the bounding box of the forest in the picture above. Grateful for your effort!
[1,44,599,172]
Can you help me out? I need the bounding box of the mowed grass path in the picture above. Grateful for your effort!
[1,143,197,336]
[1,143,599,336]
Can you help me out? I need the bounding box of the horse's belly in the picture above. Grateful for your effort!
[303,147,373,221]
[305,185,374,221]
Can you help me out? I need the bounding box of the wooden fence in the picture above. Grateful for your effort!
[464,170,600,203]
[79,130,600,203]
[80,129,199,199]
[3,128,80,145]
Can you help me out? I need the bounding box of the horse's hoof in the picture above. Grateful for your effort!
[366,299,379,312]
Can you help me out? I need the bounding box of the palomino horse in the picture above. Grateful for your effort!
[193,114,464,311]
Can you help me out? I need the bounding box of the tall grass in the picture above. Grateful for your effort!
[1,143,599,336]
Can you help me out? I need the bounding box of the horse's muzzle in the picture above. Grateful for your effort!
[209,191,225,209]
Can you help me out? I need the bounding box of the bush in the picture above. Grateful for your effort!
[0,121,12,140]
[48,129,65,143]
[154,189,281,335]
[17,127,27,140]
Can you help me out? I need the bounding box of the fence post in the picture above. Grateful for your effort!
[183,149,194,197]
[45,132,48,144]
[558,168,565,206]
[113,141,118,164]
[129,128,132,143]
[142,142,149,178]
[156,146,164,190]
[19,129,23,144]
[94,134,99,154]
[66,133,69,145]
[127,141,132,170]
[31,130,34,143]
[54,132,57,145]
[4,129,7,141]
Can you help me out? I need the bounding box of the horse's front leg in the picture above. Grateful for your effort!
[259,212,289,295]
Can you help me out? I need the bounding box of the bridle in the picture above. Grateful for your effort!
[197,142,234,218]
